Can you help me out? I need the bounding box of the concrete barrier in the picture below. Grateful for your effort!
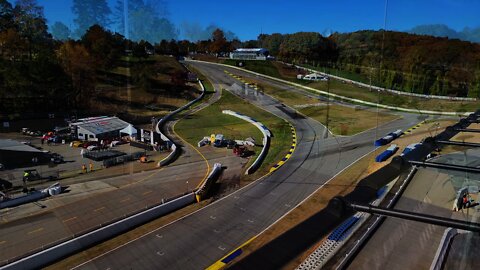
[157,80,206,166]
[222,110,271,175]
[1,193,195,270]
[195,163,223,202]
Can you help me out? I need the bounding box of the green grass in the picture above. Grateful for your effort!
[175,90,291,178]
[299,105,399,136]
[219,59,480,112]
[222,59,283,78]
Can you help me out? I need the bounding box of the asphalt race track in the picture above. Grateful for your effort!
[72,61,423,270]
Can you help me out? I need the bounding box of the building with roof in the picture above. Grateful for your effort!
[0,139,49,169]
[70,116,137,141]
[230,48,269,60]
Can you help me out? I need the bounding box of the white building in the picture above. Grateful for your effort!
[230,48,269,60]
[70,116,136,141]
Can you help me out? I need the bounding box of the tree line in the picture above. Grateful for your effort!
[254,31,480,98]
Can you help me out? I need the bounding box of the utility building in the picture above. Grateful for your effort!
[70,116,136,141]
[230,48,269,60]
[0,139,49,169]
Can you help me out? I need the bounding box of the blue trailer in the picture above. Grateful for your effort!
[375,144,399,162]
[374,130,403,146]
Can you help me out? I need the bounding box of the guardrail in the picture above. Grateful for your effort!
[1,193,196,270]
[294,64,476,101]
[222,110,271,175]
[188,60,473,116]
[157,80,206,167]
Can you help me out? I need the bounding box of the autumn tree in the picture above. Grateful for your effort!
[210,28,227,55]
[57,41,95,107]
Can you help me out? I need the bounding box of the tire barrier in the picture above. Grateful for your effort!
[157,80,206,167]
[375,144,399,162]
[270,124,297,173]
[195,163,222,202]
[1,193,196,270]
[374,129,403,146]
[188,60,473,116]
[221,110,271,175]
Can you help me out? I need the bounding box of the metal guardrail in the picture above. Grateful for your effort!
[294,64,477,102]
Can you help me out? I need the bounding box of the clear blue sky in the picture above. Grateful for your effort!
[20,0,480,40]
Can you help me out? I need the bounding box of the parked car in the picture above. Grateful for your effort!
[71,141,84,147]
[82,141,98,148]
[226,140,236,149]
[87,145,100,151]
[50,153,64,164]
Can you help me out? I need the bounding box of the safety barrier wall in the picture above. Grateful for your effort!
[157,80,206,166]
[222,110,271,175]
[430,228,458,270]
[189,60,473,116]
[195,163,223,202]
[293,64,477,101]
[1,193,196,270]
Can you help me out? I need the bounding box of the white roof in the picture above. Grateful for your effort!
[234,48,268,53]
[71,117,130,135]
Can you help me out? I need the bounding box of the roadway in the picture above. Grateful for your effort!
[71,61,423,269]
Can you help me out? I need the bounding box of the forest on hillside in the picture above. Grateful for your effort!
[2,0,480,118]
[257,31,480,98]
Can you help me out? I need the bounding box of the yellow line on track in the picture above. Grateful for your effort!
[27,228,44,235]
[63,216,78,223]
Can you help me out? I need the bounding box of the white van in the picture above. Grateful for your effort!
[303,73,328,81]
[213,134,224,147]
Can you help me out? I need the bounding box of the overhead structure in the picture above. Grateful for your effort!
[230,48,269,60]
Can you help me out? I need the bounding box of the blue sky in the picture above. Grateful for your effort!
[18,0,480,40]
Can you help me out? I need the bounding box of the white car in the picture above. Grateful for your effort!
[87,145,100,151]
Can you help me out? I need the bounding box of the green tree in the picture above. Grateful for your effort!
[0,0,14,31]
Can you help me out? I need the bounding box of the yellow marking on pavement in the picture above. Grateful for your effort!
[171,98,214,190]
[120,198,131,203]
[94,206,106,212]
[28,228,44,235]
[63,216,78,223]
[120,168,165,188]
[143,191,153,196]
